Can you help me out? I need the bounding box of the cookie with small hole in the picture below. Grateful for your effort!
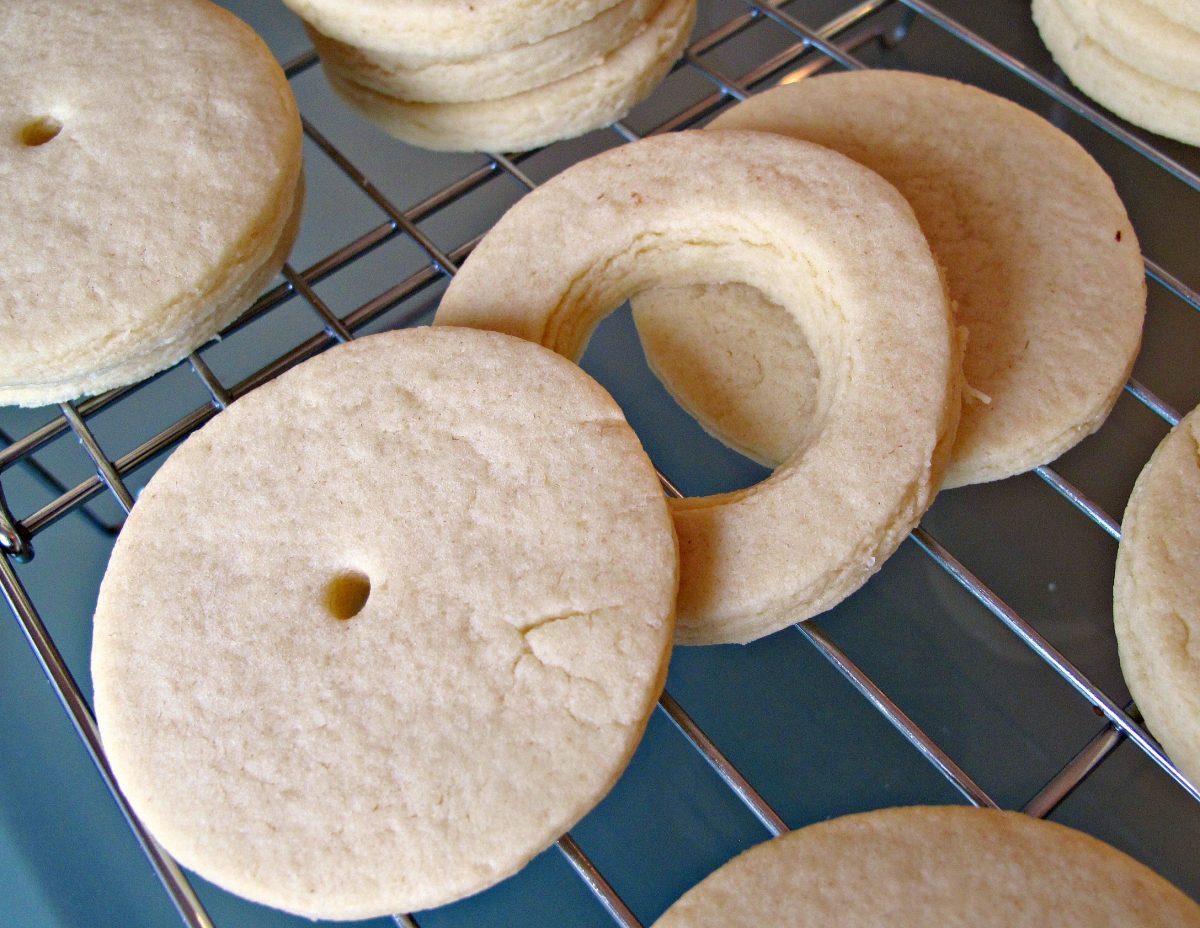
[92,327,678,919]
[0,0,304,407]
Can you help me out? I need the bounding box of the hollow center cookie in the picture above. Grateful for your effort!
[92,328,678,919]
[632,71,1145,487]
[632,282,822,468]
[436,130,958,644]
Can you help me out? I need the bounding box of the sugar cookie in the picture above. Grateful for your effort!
[436,131,958,644]
[92,328,678,918]
[0,0,303,407]
[307,0,659,104]
[323,0,695,152]
[283,0,626,63]
[1082,0,1200,90]
[633,71,1145,486]
[652,806,1200,927]
[1114,404,1200,788]
[1142,0,1200,27]
[632,283,819,468]
[1034,0,1200,145]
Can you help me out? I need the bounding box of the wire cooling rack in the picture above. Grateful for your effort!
[2,1,1198,926]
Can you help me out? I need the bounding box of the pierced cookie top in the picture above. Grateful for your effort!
[92,327,677,919]
[1,0,302,402]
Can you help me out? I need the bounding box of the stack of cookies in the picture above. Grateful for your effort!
[1033,0,1200,145]
[283,0,697,152]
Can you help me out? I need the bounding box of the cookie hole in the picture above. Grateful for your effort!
[591,285,829,497]
[19,116,62,147]
[324,570,370,621]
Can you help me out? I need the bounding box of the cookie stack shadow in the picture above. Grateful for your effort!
[287,0,697,151]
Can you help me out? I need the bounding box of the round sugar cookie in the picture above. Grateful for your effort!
[92,328,678,919]
[651,806,1200,927]
[284,0,626,63]
[324,0,695,152]
[1034,0,1200,144]
[0,0,303,408]
[1073,0,1200,91]
[1114,404,1200,787]
[308,0,659,104]
[436,131,959,645]
[632,71,1145,486]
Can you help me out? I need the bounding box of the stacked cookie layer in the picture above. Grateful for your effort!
[286,0,696,151]
[1033,0,1200,145]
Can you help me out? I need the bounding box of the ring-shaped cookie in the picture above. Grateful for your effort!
[436,131,959,644]
[1033,0,1200,145]
[632,71,1146,487]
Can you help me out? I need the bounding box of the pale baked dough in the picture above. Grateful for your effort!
[324,0,695,152]
[283,0,626,62]
[0,0,303,408]
[1034,0,1200,144]
[307,0,659,104]
[633,71,1145,486]
[1114,404,1200,787]
[651,806,1200,927]
[92,328,678,919]
[436,131,959,645]
[632,283,820,468]
[1141,0,1200,27]
[1071,0,1200,90]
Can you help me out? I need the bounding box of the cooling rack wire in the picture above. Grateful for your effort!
[1,1,1198,926]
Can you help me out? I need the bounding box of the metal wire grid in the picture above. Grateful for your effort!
[0,0,1197,925]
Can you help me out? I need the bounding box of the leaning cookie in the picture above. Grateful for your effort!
[652,806,1200,927]
[436,131,959,645]
[1033,0,1200,145]
[92,328,678,919]
[1,0,303,407]
[1114,404,1200,788]
[323,0,695,152]
[633,71,1145,487]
